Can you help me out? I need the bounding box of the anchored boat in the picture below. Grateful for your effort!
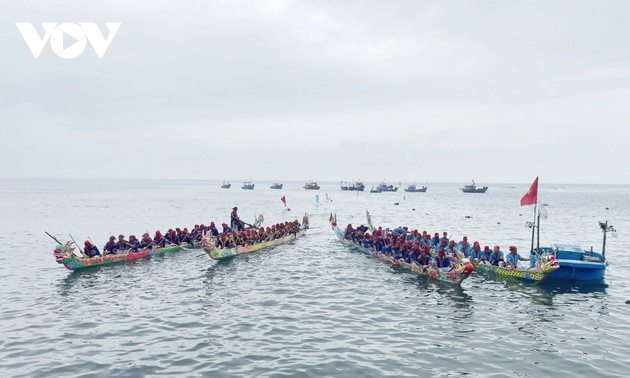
[270,182,283,189]
[404,184,427,193]
[460,180,488,193]
[242,182,255,190]
[304,181,320,190]
[377,181,398,192]
[221,181,231,189]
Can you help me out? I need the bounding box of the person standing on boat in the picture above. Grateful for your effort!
[231,207,243,232]
[506,246,530,269]
[84,241,101,257]
[489,246,506,267]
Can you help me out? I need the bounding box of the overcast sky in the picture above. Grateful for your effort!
[1,1,629,184]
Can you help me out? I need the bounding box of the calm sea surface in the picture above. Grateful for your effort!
[1,179,629,377]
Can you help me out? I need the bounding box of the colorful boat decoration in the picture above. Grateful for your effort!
[270,182,283,189]
[404,184,427,192]
[53,242,186,270]
[242,181,255,190]
[202,214,310,260]
[304,181,320,190]
[472,256,560,281]
[221,181,231,189]
[329,215,473,285]
[460,180,488,193]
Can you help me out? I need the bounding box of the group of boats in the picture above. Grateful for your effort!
[220,181,319,190]
[218,180,488,193]
[51,214,310,270]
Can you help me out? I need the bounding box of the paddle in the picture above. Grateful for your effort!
[45,231,61,244]
[69,234,87,259]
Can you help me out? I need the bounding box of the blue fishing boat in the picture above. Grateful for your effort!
[340,181,349,190]
[270,182,283,189]
[460,180,488,193]
[537,221,615,281]
[378,181,398,192]
[349,181,365,191]
[221,181,231,189]
[404,184,427,192]
[242,182,255,190]
[369,187,382,193]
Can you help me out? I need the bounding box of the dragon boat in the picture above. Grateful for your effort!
[472,256,560,282]
[329,215,474,285]
[202,214,310,260]
[53,242,189,270]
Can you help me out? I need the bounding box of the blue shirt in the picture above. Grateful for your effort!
[506,253,522,268]
[434,256,451,268]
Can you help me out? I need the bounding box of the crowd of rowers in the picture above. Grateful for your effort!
[81,220,304,258]
[343,224,532,270]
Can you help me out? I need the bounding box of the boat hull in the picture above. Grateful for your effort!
[404,188,427,192]
[547,261,607,280]
[203,229,307,260]
[473,262,554,281]
[54,243,184,270]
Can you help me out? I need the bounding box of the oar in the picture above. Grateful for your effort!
[45,231,61,244]
[69,234,87,259]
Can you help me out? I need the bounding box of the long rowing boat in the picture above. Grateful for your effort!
[330,217,473,285]
[202,214,309,260]
[472,256,560,281]
[53,241,193,270]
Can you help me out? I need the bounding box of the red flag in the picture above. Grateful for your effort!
[520,177,538,206]
[281,196,286,206]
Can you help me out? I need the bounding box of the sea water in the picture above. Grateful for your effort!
[0,179,629,377]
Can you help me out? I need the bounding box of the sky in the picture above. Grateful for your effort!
[1,1,629,184]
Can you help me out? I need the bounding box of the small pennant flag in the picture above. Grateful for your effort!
[281,196,286,206]
[520,177,539,206]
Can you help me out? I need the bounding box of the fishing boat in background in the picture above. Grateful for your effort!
[377,180,398,192]
[221,181,231,189]
[349,181,365,191]
[304,181,320,190]
[329,213,473,285]
[370,187,382,193]
[404,184,427,192]
[203,214,309,260]
[242,182,255,190]
[53,241,186,270]
[270,181,283,189]
[460,180,488,193]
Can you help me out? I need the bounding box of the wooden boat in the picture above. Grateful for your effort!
[221,181,231,189]
[270,182,283,189]
[404,184,427,192]
[202,214,310,260]
[460,180,488,193]
[472,257,560,281]
[329,217,473,284]
[304,181,320,190]
[242,181,255,190]
[53,242,186,270]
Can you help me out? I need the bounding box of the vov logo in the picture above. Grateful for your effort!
[16,22,121,59]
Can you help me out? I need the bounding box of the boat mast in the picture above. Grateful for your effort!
[529,203,537,252]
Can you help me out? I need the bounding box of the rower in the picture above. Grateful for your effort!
[489,246,506,267]
[84,241,101,257]
[126,235,140,252]
[209,222,219,237]
[153,231,167,248]
[417,247,432,267]
[139,233,152,249]
[434,249,451,269]
[103,236,119,255]
[506,246,530,269]
[116,234,127,251]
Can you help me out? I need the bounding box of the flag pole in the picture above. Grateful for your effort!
[530,202,537,253]
[536,204,541,252]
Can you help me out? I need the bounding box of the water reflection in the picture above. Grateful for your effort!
[56,267,104,296]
